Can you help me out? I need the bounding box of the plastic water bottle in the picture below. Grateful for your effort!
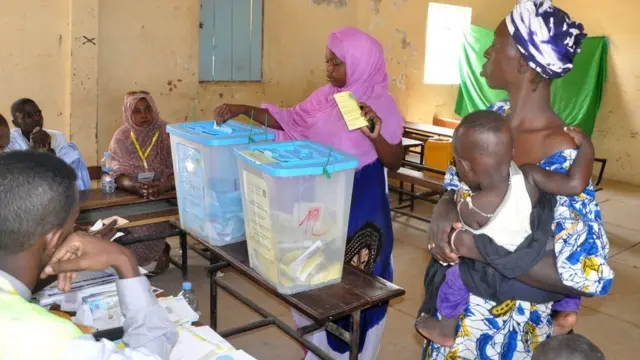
[100,152,116,194]
[180,281,198,311]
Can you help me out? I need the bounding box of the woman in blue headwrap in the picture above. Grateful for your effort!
[420,0,613,359]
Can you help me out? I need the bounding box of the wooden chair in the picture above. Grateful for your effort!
[87,166,102,181]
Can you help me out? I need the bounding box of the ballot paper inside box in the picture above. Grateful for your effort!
[234,140,359,295]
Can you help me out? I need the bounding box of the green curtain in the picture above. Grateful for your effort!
[454,25,608,137]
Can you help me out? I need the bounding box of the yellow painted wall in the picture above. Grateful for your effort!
[97,0,358,160]
[0,0,70,134]
[356,0,514,122]
[1,0,638,183]
[554,0,640,182]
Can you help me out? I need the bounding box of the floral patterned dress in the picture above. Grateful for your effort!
[423,100,614,360]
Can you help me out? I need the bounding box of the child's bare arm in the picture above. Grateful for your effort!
[522,127,594,197]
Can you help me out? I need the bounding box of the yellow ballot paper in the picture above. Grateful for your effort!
[333,91,368,131]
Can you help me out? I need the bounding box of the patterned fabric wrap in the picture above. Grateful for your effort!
[506,0,586,79]
[423,100,613,359]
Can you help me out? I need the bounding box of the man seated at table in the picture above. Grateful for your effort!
[0,151,178,359]
[6,98,91,190]
[0,114,9,152]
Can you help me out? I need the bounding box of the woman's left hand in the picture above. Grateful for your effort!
[359,103,381,140]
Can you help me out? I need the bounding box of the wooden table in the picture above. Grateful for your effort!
[77,189,188,279]
[402,137,425,165]
[403,122,454,139]
[79,189,177,211]
[173,221,405,360]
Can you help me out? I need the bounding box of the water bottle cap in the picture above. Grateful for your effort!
[182,281,192,290]
[104,151,111,157]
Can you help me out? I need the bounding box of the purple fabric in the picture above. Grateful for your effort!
[506,0,586,79]
[438,263,581,317]
[437,264,471,319]
[552,295,581,312]
[262,27,404,169]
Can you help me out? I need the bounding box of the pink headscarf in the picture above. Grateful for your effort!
[108,92,173,180]
[262,27,404,168]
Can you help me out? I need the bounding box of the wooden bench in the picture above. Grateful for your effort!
[388,163,445,223]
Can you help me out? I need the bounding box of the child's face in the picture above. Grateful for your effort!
[454,154,476,187]
[14,102,43,134]
[453,136,480,189]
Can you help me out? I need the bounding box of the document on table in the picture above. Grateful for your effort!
[35,267,150,310]
[158,296,200,326]
[333,91,368,131]
[170,325,235,360]
[90,219,126,241]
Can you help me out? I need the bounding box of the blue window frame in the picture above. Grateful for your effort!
[199,0,263,82]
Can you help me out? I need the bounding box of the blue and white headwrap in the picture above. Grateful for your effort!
[506,0,586,79]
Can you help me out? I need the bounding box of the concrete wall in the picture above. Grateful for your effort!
[356,0,514,121]
[0,0,70,134]
[1,0,638,183]
[554,0,640,182]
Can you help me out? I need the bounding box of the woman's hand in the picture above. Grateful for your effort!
[141,180,173,199]
[427,191,460,264]
[129,182,147,198]
[359,103,382,140]
[564,126,593,152]
[213,104,245,125]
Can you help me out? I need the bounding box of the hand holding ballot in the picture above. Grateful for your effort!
[358,103,381,140]
[41,232,140,292]
[333,91,381,139]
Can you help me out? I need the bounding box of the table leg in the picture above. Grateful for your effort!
[179,231,188,280]
[410,184,416,212]
[210,270,218,330]
[349,311,361,360]
[398,181,404,205]
[420,144,425,165]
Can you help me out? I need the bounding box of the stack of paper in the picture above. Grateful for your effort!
[75,291,122,330]
[35,267,150,310]
[159,296,200,326]
[36,269,119,309]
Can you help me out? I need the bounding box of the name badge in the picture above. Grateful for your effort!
[137,172,155,183]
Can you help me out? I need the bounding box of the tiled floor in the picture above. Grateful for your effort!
[154,178,640,359]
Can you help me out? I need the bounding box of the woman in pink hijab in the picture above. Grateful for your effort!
[215,27,404,360]
[108,91,174,274]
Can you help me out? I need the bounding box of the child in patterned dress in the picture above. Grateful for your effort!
[416,110,594,346]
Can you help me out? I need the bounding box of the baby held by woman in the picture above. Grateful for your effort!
[417,110,595,346]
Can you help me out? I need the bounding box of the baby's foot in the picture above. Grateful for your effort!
[415,314,458,347]
[552,311,578,336]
